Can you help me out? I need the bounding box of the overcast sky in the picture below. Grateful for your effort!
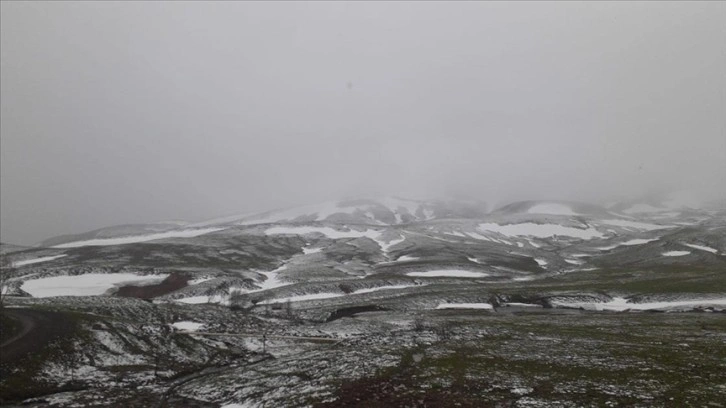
[1,1,724,245]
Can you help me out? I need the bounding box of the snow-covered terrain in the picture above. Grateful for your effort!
[553,297,726,312]
[20,273,169,297]
[2,196,725,408]
[51,227,226,248]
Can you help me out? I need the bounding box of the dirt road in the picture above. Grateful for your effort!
[0,308,74,365]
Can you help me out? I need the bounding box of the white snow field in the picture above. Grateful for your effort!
[478,223,604,239]
[51,227,226,248]
[436,303,493,310]
[527,203,579,216]
[553,297,726,311]
[21,273,169,298]
[662,251,691,257]
[407,270,489,278]
[13,254,67,267]
[171,321,205,331]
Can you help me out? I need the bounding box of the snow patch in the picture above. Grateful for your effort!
[302,246,323,255]
[52,228,226,248]
[375,235,405,253]
[13,254,67,267]
[598,238,659,250]
[172,321,204,331]
[265,226,380,240]
[662,251,690,257]
[554,297,726,311]
[436,303,493,310]
[407,270,489,278]
[21,273,169,298]
[189,277,215,285]
[174,296,215,304]
[352,284,418,295]
[505,302,543,308]
[683,243,718,254]
[397,255,419,262]
[259,292,343,304]
[478,223,604,240]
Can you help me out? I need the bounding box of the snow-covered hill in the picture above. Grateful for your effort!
[3,197,723,311]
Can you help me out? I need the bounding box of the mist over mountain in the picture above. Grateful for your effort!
[2,3,725,405]
[1,1,725,245]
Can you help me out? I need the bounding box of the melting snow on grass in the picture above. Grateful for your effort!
[407,270,489,278]
[553,297,726,311]
[21,273,169,298]
[265,226,380,240]
[189,277,215,285]
[171,321,204,331]
[436,303,493,310]
[52,227,226,248]
[375,235,405,253]
[662,251,690,257]
[13,254,67,267]
[478,223,604,239]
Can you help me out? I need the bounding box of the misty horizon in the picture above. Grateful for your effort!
[2,1,725,245]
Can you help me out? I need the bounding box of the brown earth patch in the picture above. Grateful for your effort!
[116,272,188,299]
